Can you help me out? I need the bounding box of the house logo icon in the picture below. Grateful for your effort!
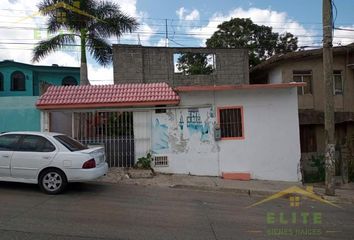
[246,186,342,237]
[15,1,103,24]
[247,185,341,209]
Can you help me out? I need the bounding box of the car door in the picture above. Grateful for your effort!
[0,134,21,178]
[11,135,57,180]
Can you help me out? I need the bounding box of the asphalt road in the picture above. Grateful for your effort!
[0,181,353,240]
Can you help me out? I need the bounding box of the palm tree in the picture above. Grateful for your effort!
[32,0,139,85]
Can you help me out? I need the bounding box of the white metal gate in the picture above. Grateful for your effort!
[73,111,134,167]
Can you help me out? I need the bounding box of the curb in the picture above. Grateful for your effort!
[170,184,278,197]
[170,184,354,204]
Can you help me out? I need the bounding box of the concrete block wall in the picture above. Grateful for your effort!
[113,44,249,86]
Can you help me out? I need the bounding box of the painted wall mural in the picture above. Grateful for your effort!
[151,118,169,153]
[151,107,217,154]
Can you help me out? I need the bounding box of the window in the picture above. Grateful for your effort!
[333,70,343,95]
[0,72,3,91]
[293,70,312,95]
[174,52,216,75]
[54,135,88,151]
[0,134,21,151]
[11,71,25,91]
[18,135,56,152]
[155,105,167,114]
[62,76,78,86]
[300,126,317,153]
[218,107,244,139]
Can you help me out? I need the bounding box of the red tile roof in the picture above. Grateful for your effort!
[36,83,180,110]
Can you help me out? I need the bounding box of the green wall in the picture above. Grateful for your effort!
[34,71,79,95]
[0,96,40,132]
[0,66,34,97]
[0,61,79,97]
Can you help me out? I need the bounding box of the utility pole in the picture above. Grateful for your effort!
[323,0,335,196]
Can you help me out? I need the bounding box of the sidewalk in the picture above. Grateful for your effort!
[98,168,354,204]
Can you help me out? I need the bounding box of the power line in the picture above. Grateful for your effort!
[334,27,354,32]
[1,7,354,26]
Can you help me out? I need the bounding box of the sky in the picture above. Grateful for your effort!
[1,0,354,84]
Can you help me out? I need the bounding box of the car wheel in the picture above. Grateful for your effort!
[39,169,67,195]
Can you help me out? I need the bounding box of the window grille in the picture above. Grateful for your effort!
[154,156,168,167]
[218,107,244,139]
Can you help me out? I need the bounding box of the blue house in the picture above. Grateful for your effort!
[0,60,79,96]
[0,60,80,132]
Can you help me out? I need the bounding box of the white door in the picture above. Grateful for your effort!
[0,134,21,177]
[11,135,57,180]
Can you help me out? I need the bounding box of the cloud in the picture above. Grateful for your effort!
[0,0,153,84]
[185,10,200,21]
[121,23,156,45]
[176,7,186,20]
[333,26,354,46]
[88,65,113,85]
[176,7,200,21]
[113,0,138,18]
[187,7,315,47]
[155,38,167,47]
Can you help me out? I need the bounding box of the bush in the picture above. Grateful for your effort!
[303,155,325,183]
[135,153,153,170]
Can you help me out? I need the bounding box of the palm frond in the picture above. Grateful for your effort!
[46,16,65,33]
[32,34,76,62]
[88,1,139,38]
[87,34,112,66]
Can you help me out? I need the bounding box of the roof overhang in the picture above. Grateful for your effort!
[36,82,180,110]
[174,83,305,92]
[36,100,180,110]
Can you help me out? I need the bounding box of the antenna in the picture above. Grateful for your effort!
[165,19,169,47]
[138,34,141,45]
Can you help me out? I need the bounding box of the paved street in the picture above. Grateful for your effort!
[0,181,353,240]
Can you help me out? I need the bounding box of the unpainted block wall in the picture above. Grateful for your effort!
[113,45,249,86]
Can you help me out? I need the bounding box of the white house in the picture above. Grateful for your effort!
[36,82,303,182]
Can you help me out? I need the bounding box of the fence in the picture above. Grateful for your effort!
[73,111,135,167]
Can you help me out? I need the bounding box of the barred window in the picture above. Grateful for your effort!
[333,70,343,95]
[218,107,244,139]
[293,70,312,95]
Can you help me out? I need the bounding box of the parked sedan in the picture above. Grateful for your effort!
[0,131,108,194]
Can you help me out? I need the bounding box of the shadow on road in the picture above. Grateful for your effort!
[0,181,109,195]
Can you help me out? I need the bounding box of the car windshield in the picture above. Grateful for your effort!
[54,135,88,152]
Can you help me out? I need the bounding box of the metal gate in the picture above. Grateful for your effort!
[73,111,134,167]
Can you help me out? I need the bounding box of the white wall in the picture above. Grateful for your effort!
[133,111,152,163]
[147,87,301,181]
[214,88,301,181]
[268,67,283,83]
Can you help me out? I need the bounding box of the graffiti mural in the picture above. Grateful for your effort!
[151,118,169,153]
[152,107,217,154]
[184,108,210,142]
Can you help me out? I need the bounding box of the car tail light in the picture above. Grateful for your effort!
[82,159,96,169]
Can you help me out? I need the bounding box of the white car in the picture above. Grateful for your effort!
[0,131,108,194]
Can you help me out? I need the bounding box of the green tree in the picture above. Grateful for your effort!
[176,53,214,75]
[32,0,139,85]
[206,18,298,67]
